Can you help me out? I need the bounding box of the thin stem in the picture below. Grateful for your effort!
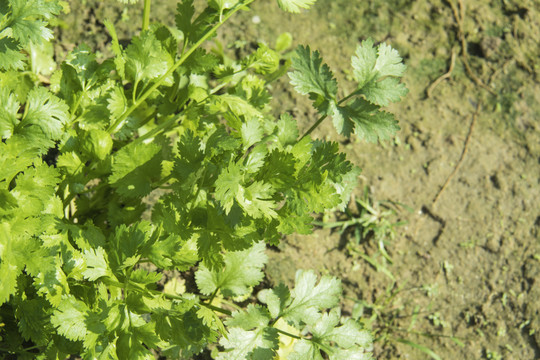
[275,328,302,340]
[299,113,326,140]
[142,0,151,32]
[201,302,232,316]
[207,289,219,304]
[131,114,179,146]
[107,2,252,134]
[298,88,360,141]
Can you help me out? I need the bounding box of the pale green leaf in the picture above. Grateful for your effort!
[277,0,317,13]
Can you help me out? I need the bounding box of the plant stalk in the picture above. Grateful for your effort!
[142,0,151,32]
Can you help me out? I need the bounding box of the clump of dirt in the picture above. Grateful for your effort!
[58,0,540,358]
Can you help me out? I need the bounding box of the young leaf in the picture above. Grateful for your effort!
[277,0,317,13]
[352,39,407,106]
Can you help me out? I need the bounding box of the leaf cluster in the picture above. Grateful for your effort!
[0,0,406,358]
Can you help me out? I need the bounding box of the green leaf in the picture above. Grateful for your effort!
[226,304,271,330]
[0,38,26,70]
[175,1,219,45]
[241,117,264,150]
[277,0,317,13]
[2,0,62,47]
[125,31,174,86]
[335,99,400,143]
[236,180,277,219]
[217,327,278,360]
[215,160,243,215]
[289,340,323,360]
[82,247,112,281]
[282,270,341,325]
[352,39,407,105]
[361,77,408,107]
[109,141,163,198]
[244,44,280,75]
[257,283,290,319]
[12,87,69,145]
[16,298,53,345]
[80,129,113,161]
[51,296,89,341]
[289,45,337,100]
[195,241,267,297]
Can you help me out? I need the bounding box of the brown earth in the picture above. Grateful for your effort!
[58,0,540,359]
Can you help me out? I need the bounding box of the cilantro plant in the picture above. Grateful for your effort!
[0,0,407,358]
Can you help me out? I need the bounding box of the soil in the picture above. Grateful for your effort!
[58,0,540,358]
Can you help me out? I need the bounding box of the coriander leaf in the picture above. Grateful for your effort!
[51,296,89,341]
[244,44,280,75]
[374,42,407,78]
[109,141,162,198]
[351,39,407,106]
[327,319,372,350]
[215,160,243,215]
[18,87,69,141]
[226,304,271,330]
[0,87,20,138]
[125,31,174,86]
[339,98,400,143]
[236,181,277,219]
[244,145,268,174]
[175,0,196,41]
[361,77,408,107]
[275,113,299,147]
[145,234,199,271]
[241,117,264,150]
[277,0,317,13]
[175,2,219,45]
[82,247,112,281]
[257,283,290,319]
[208,94,264,125]
[16,298,52,345]
[282,270,341,325]
[235,74,271,109]
[3,0,62,47]
[0,38,26,70]
[289,45,337,100]
[195,241,267,297]
[289,340,323,360]
[0,224,20,305]
[217,327,278,360]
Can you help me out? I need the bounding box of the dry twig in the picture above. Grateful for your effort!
[426,51,457,98]
[432,102,481,205]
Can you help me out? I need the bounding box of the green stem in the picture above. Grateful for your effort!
[299,113,326,141]
[142,0,151,32]
[201,302,232,316]
[298,88,361,141]
[107,2,252,134]
[275,328,302,340]
[131,114,179,146]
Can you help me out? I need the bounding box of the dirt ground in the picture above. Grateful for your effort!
[58,0,539,358]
